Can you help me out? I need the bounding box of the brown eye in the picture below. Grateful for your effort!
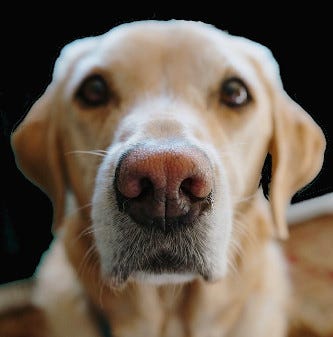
[220,78,250,107]
[76,75,110,107]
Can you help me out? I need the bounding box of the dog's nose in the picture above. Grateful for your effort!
[115,143,213,231]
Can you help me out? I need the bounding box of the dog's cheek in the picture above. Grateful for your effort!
[204,153,234,279]
[91,151,119,276]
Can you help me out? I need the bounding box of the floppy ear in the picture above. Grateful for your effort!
[11,84,66,230]
[229,34,326,239]
[269,90,326,239]
[11,35,100,231]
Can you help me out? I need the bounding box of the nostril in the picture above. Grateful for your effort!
[180,178,195,198]
[180,176,212,200]
[138,178,154,198]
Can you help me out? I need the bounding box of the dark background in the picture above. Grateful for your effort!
[1,7,332,284]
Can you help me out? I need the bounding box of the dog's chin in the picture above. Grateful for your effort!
[103,252,221,288]
[105,270,212,288]
[131,272,198,285]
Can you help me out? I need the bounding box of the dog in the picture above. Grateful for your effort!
[6,19,326,337]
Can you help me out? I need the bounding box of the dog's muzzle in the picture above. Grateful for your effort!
[92,138,231,287]
[107,141,215,284]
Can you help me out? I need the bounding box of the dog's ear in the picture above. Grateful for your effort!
[230,35,326,239]
[269,90,326,239]
[11,84,66,231]
[11,36,99,231]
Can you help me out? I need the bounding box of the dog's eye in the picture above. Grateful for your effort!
[220,78,250,107]
[76,75,110,107]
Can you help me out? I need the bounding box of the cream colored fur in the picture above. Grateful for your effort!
[8,20,326,337]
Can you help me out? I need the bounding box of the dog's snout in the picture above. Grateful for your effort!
[115,144,213,230]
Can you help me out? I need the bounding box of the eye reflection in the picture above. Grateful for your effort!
[220,78,250,107]
[76,75,110,107]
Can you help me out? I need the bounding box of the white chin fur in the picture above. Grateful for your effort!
[131,272,198,285]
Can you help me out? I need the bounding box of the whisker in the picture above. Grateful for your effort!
[229,214,260,269]
[232,193,257,206]
[98,269,107,309]
[67,202,93,218]
[70,218,100,245]
[77,243,98,278]
[78,225,106,239]
[65,150,107,158]
[94,150,109,154]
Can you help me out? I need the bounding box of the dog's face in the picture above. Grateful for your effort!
[11,20,325,287]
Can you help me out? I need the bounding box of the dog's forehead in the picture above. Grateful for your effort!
[55,20,269,82]
[102,20,227,50]
[97,20,246,67]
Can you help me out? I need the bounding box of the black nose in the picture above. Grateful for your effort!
[115,143,213,231]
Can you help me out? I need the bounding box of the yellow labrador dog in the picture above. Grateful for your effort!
[8,20,326,337]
